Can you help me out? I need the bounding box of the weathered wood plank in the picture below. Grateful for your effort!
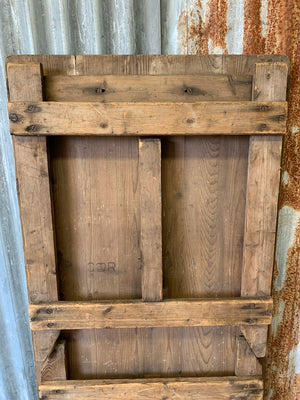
[7,62,60,385]
[41,341,67,382]
[45,74,252,102]
[29,298,273,330]
[139,139,162,301]
[235,336,262,376]
[8,101,287,136]
[241,326,268,358]
[39,377,263,400]
[162,136,249,299]
[6,54,289,77]
[241,62,288,361]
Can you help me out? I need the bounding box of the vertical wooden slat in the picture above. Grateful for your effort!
[235,336,262,376]
[240,63,288,361]
[139,138,163,301]
[7,63,61,385]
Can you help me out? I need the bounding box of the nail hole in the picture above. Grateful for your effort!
[96,88,106,94]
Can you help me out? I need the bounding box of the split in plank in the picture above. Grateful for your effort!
[39,377,263,400]
[29,298,273,330]
[9,101,287,136]
[45,74,252,102]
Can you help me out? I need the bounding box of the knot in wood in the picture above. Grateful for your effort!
[9,112,23,123]
[260,123,267,131]
[260,105,270,112]
[25,124,41,133]
[278,114,286,122]
[25,104,41,113]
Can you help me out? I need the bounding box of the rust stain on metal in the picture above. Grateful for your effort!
[265,0,290,56]
[177,0,228,55]
[267,220,300,398]
[243,0,265,54]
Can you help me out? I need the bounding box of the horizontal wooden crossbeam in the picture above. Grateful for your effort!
[39,377,264,399]
[29,298,273,330]
[9,101,287,136]
[44,74,253,102]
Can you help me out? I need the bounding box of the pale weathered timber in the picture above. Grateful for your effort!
[6,54,289,77]
[139,139,162,301]
[29,298,273,331]
[7,62,60,385]
[8,101,287,136]
[240,62,288,361]
[39,377,264,400]
[41,341,67,382]
[45,74,252,102]
[235,336,262,376]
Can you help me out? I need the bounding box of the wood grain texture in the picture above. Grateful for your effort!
[9,100,287,136]
[162,136,249,299]
[235,336,262,376]
[6,54,288,77]
[41,341,67,382]
[7,62,60,385]
[242,136,283,297]
[241,63,288,361]
[44,74,252,102]
[46,55,243,379]
[39,377,264,400]
[50,137,141,302]
[139,139,162,301]
[29,298,273,330]
[241,326,268,358]
[65,326,237,380]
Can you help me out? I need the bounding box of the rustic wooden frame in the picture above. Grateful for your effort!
[6,55,288,400]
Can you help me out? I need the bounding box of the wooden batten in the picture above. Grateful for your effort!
[235,336,262,376]
[39,377,264,400]
[139,138,163,301]
[8,101,287,136]
[7,62,61,385]
[44,74,253,102]
[240,62,288,363]
[29,298,273,330]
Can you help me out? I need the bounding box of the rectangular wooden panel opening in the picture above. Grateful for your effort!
[48,134,250,378]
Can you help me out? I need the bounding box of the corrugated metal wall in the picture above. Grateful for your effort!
[0,1,299,399]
